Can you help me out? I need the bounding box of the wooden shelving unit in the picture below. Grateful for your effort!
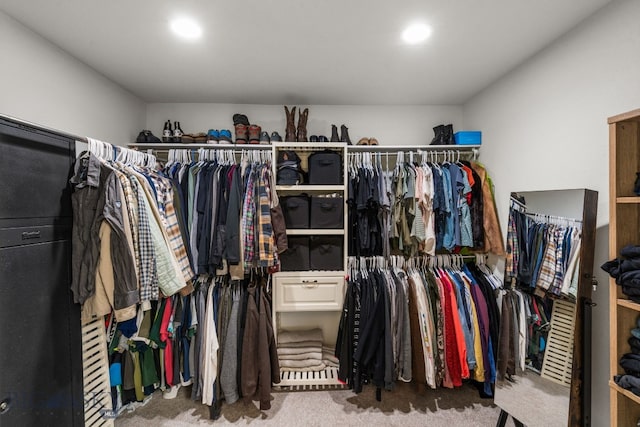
[608,108,640,426]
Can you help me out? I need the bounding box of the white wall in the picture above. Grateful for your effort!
[147,103,462,145]
[464,1,640,425]
[0,10,145,145]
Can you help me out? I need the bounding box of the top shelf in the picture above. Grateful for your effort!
[347,144,481,151]
[128,142,481,152]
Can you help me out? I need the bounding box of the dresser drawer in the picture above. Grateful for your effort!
[274,275,345,312]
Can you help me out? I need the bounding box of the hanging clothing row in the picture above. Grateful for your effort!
[346,151,504,259]
[496,287,552,379]
[505,197,582,299]
[104,272,279,418]
[163,148,287,275]
[335,254,503,401]
[71,138,193,322]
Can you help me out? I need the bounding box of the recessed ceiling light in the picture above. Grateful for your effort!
[402,23,432,45]
[170,17,202,40]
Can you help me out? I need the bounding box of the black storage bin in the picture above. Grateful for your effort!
[308,150,342,185]
[281,195,310,228]
[310,236,343,271]
[279,236,310,271]
[310,196,344,228]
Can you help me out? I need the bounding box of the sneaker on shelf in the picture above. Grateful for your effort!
[162,120,173,142]
[270,131,282,142]
[218,129,232,144]
[259,131,271,145]
[207,129,220,144]
[163,384,181,399]
[181,133,195,143]
[173,121,184,142]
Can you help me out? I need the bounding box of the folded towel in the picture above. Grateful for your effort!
[278,340,324,349]
[277,346,322,356]
[280,362,327,372]
[321,350,339,365]
[279,358,326,369]
[279,361,327,372]
[278,328,323,345]
[277,351,322,361]
[323,359,339,368]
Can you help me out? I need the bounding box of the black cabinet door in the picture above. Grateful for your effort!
[0,119,73,221]
[0,239,82,427]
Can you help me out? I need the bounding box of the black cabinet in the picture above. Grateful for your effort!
[0,117,82,427]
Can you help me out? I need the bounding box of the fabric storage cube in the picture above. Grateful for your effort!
[308,150,342,185]
[310,236,343,271]
[310,196,344,228]
[279,236,310,271]
[280,195,310,229]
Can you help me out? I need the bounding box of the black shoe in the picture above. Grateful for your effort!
[310,135,318,142]
[340,125,352,145]
[259,131,271,144]
[270,131,283,142]
[430,124,445,145]
[137,130,161,143]
[330,125,339,142]
[163,120,173,142]
[318,135,328,142]
[233,114,250,126]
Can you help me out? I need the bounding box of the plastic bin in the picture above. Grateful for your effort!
[454,131,482,145]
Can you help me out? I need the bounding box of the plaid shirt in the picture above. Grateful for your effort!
[127,172,159,301]
[549,226,567,296]
[535,225,557,291]
[257,166,275,267]
[148,172,195,284]
[242,167,256,266]
[505,209,518,278]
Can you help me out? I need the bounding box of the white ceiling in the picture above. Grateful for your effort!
[0,0,611,105]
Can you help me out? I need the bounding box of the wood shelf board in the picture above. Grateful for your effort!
[618,298,640,312]
[616,197,640,204]
[610,380,640,405]
[608,109,640,124]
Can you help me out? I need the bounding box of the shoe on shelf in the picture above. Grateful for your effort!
[270,131,282,142]
[136,130,161,143]
[340,125,352,145]
[430,124,445,145]
[330,124,339,142]
[235,124,248,144]
[248,125,262,144]
[219,129,233,144]
[259,131,271,144]
[181,133,195,143]
[207,129,219,144]
[194,132,208,143]
[318,135,329,142]
[369,137,379,146]
[173,121,184,142]
[357,137,369,146]
[163,120,173,142]
[310,135,318,142]
[233,114,250,126]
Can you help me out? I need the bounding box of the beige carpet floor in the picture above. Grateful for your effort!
[115,381,503,426]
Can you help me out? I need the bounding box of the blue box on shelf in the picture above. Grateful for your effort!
[454,131,482,145]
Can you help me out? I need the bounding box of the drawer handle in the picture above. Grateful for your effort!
[301,280,319,288]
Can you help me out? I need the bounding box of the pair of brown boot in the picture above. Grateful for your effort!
[284,106,309,142]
